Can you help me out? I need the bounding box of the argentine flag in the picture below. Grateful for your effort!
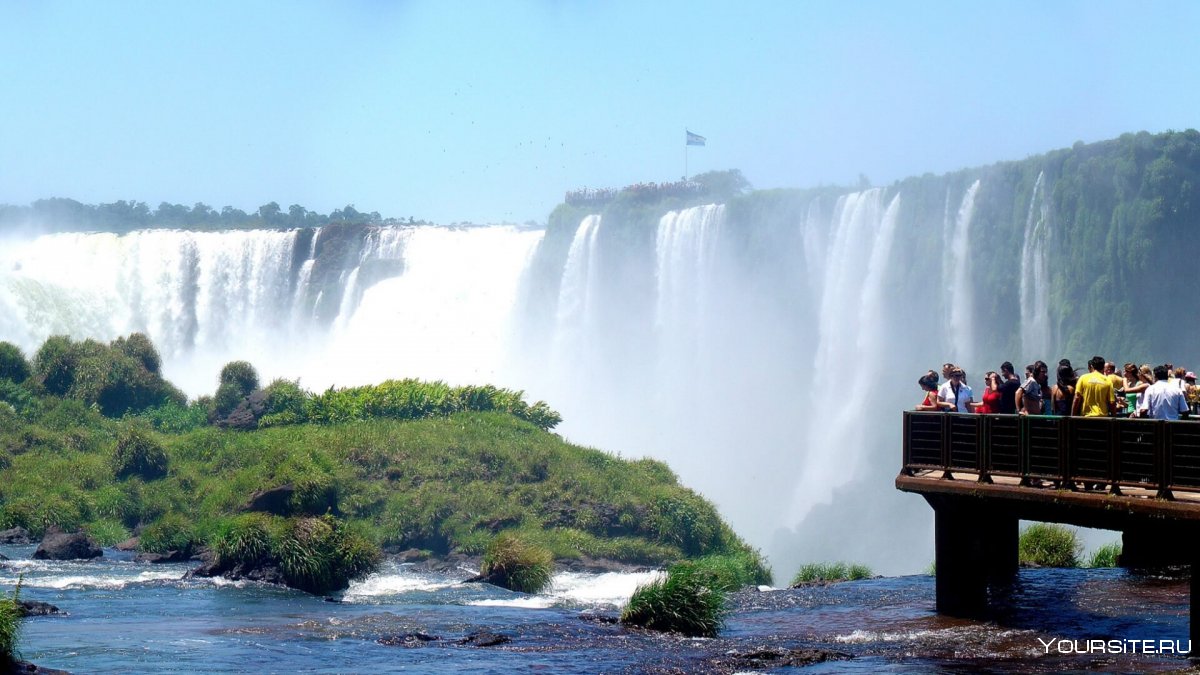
[686,131,706,146]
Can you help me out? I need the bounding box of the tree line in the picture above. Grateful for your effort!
[0,198,427,233]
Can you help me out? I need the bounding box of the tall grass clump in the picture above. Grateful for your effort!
[212,514,380,595]
[621,564,726,637]
[1086,542,1122,568]
[688,549,773,590]
[479,532,554,594]
[0,577,22,665]
[1019,523,1082,568]
[112,423,169,480]
[790,561,874,585]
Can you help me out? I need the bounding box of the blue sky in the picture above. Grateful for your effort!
[2,1,1197,224]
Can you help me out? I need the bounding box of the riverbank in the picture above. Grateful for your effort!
[3,544,1195,673]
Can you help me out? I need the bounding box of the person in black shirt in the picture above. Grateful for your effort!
[997,361,1021,414]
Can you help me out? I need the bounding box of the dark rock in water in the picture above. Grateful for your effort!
[17,600,66,617]
[378,632,441,646]
[578,612,620,625]
[0,526,33,544]
[459,631,511,647]
[188,557,286,587]
[33,531,102,560]
[114,537,140,551]
[716,647,852,669]
[134,549,192,564]
[3,660,71,674]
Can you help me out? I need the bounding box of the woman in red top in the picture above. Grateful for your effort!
[916,370,946,411]
[971,371,1002,414]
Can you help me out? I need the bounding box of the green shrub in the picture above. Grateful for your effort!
[111,333,161,374]
[135,401,208,433]
[687,550,773,590]
[213,513,275,567]
[1019,523,1081,568]
[213,361,260,419]
[113,423,168,480]
[790,562,874,585]
[479,532,554,594]
[212,514,380,595]
[1086,542,1122,568]
[259,378,309,428]
[31,335,183,416]
[139,513,196,554]
[85,518,131,546]
[621,564,726,637]
[0,342,31,383]
[0,578,22,664]
[0,380,39,417]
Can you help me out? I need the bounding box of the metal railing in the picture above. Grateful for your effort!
[902,411,1200,499]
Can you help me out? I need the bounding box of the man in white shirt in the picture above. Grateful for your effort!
[938,367,974,413]
[1140,364,1189,420]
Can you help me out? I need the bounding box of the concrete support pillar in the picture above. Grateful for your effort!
[1122,523,1199,569]
[934,504,988,617]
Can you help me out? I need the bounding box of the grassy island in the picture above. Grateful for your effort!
[0,335,766,593]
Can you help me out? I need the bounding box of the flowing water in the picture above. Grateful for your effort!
[2,544,1193,673]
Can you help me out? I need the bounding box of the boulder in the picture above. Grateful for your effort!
[0,526,33,544]
[242,484,296,516]
[458,631,511,647]
[114,537,140,551]
[17,600,66,617]
[32,531,102,560]
[378,632,440,647]
[134,550,192,564]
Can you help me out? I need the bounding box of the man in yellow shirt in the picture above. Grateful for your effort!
[1073,355,1115,417]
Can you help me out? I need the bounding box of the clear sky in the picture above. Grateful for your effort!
[2,1,1198,224]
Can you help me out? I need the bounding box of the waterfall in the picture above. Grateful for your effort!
[946,180,981,369]
[1020,171,1052,357]
[550,215,603,373]
[792,190,902,521]
[654,205,723,381]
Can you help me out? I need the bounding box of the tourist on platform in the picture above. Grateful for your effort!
[938,367,973,412]
[1139,364,1189,420]
[997,361,1021,414]
[1015,363,1044,415]
[1051,363,1077,416]
[1104,362,1126,394]
[1186,372,1199,414]
[1135,364,1154,413]
[915,371,946,411]
[971,371,1002,414]
[1072,356,1116,417]
[1120,363,1147,416]
[1175,367,1190,393]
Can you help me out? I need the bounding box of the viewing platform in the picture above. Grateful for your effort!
[897,411,1200,645]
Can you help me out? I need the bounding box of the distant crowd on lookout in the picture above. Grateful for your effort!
[917,356,1199,421]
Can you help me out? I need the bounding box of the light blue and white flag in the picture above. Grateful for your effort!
[686,131,706,146]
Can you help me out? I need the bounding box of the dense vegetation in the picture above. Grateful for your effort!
[0,198,427,233]
[789,561,874,585]
[1018,523,1083,568]
[0,581,18,667]
[0,335,765,591]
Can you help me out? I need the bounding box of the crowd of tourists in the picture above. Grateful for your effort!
[917,356,1199,421]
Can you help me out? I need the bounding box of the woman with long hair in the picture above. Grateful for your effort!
[1051,363,1077,416]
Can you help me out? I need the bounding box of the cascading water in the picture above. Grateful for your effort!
[5,158,1156,577]
[946,180,981,370]
[1020,171,1052,357]
[792,190,902,521]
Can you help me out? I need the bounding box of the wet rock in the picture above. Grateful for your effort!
[3,660,71,674]
[187,557,286,587]
[378,631,441,646]
[17,600,66,617]
[114,537,140,551]
[32,531,102,560]
[0,526,33,544]
[459,631,511,647]
[0,552,7,561]
[718,646,852,669]
[135,549,192,564]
